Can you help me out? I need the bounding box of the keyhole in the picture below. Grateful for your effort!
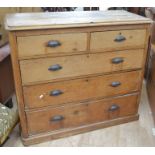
[85,79,89,82]
[74,110,79,115]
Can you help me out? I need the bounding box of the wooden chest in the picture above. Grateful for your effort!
[5,10,151,145]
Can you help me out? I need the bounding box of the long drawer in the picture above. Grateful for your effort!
[17,33,87,59]
[23,70,141,109]
[20,49,144,85]
[26,93,139,135]
[90,29,146,52]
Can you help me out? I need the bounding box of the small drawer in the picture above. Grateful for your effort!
[26,93,139,135]
[23,70,141,109]
[20,49,144,85]
[90,29,146,52]
[17,33,87,59]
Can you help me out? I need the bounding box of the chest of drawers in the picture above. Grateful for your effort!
[5,10,151,145]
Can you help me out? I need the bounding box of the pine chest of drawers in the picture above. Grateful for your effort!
[5,10,151,145]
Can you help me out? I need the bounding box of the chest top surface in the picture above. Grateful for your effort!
[5,10,152,31]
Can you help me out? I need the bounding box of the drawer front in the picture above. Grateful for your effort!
[24,71,141,109]
[26,94,139,135]
[20,49,144,85]
[17,33,87,58]
[90,29,146,51]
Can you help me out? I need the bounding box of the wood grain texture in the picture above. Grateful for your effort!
[8,32,28,138]
[20,49,145,85]
[90,29,146,52]
[15,24,149,38]
[26,93,139,135]
[23,115,139,146]
[5,10,152,31]
[3,84,155,147]
[5,11,151,146]
[17,33,87,58]
[23,70,142,109]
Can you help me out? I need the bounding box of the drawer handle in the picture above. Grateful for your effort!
[48,64,62,71]
[47,40,61,47]
[111,81,121,87]
[111,57,124,64]
[114,34,126,42]
[109,104,120,112]
[50,115,64,122]
[49,90,63,96]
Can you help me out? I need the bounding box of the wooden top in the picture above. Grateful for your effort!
[5,10,152,31]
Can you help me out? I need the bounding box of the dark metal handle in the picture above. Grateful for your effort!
[47,40,61,47]
[49,90,63,96]
[114,34,126,42]
[48,64,62,71]
[111,57,124,64]
[50,115,64,122]
[109,104,120,112]
[111,81,121,87]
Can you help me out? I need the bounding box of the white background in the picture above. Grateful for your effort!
[0,0,155,7]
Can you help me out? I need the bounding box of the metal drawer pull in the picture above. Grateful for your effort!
[49,90,63,96]
[48,64,62,71]
[114,34,126,42]
[111,57,124,64]
[109,104,120,112]
[111,81,121,87]
[47,40,61,47]
[50,115,64,122]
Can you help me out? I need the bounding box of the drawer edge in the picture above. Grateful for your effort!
[21,69,143,87]
[24,92,140,112]
[22,114,139,146]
